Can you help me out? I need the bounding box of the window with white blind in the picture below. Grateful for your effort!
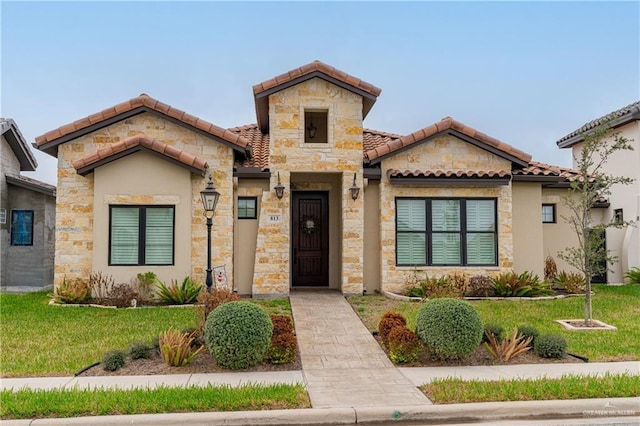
[396,198,497,266]
[109,206,175,266]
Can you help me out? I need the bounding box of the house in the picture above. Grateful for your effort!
[556,101,640,283]
[1,118,56,290]
[36,61,581,296]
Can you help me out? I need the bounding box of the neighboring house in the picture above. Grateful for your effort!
[557,101,640,283]
[1,118,56,290]
[36,61,581,296]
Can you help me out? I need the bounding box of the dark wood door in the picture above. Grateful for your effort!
[292,192,329,286]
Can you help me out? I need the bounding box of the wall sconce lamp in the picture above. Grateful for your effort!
[306,119,317,139]
[274,172,285,199]
[349,173,360,201]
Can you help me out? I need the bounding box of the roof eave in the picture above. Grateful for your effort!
[389,176,512,187]
[557,110,640,148]
[2,120,37,171]
[5,174,55,196]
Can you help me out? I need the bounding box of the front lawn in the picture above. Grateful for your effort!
[348,284,640,361]
[0,291,293,377]
[0,383,310,419]
[422,373,640,403]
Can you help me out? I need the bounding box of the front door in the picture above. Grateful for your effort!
[292,192,329,286]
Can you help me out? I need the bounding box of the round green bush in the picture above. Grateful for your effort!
[129,341,153,360]
[416,298,483,360]
[534,333,567,359]
[204,301,273,370]
[482,322,504,343]
[517,324,540,347]
[102,350,126,371]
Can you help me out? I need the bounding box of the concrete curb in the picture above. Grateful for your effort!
[3,398,638,425]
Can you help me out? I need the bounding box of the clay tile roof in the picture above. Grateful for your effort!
[228,124,270,170]
[513,160,582,182]
[363,128,402,152]
[35,94,250,157]
[253,61,381,132]
[71,133,208,176]
[365,116,533,165]
[557,100,640,147]
[387,169,511,179]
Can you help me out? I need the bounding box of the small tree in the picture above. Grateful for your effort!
[558,120,634,326]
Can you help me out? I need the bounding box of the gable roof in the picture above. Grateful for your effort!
[71,134,208,176]
[5,173,56,197]
[556,100,640,148]
[1,118,37,171]
[253,61,382,133]
[35,94,252,158]
[364,116,532,167]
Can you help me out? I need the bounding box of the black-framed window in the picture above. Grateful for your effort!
[11,210,34,246]
[542,204,556,223]
[614,209,623,225]
[109,205,175,266]
[396,198,497,266]
[237,197,257,219]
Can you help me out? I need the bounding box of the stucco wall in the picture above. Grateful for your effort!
[379,134,513,293]
[512,182,544,276]
[53,112,234,288]
[252,77,365,295]
[541,187,580,274]
[93,151,193,284]
[570,121,640,282]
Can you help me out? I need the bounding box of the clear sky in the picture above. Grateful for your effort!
[2,1,639,185]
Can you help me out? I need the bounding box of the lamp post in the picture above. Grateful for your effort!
[200,173,220,292]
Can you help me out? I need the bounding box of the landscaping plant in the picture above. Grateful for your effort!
[415,298,483,360]
[624,267,640,284]
[204,301,273,370]
[158,327,203,367]
[553,271,585,294]
[102,350,126,372]
[387,326,422,364]
[156,276,203,305]
[135,271,158,301]
[534,333,567,359]
[516,324,539,348]
[378,311,407,347]
[50,277,92,304]
[491,271,553,297]
[128,341,154,360]
[482,322,504,344]
[196,286,240,323]
[558,120,634,326]
[465,274,494,297]
[484,327,532,362]
[265,315,297,364]
[544,255,558,282]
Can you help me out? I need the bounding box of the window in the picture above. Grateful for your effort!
[396,198,497,266]
[614,209,623,225]
[0,208,6,224]
[11,210,34,246]
[542,204,556,223]
[304,110,328,143]
[238,197,257,219]
[109,206,174,266]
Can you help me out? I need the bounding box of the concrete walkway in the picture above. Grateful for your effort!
[289,290,431,408]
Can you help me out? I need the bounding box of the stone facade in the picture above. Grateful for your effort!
[252,78,365,295]
[378,134,514,293]
[53,113,234,288]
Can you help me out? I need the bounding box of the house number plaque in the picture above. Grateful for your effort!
[267,214,282,224]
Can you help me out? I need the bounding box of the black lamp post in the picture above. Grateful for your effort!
[200,174,220,292]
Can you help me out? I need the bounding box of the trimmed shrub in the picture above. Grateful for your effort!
[516,325,540,347]
[534,333,567,359]
[482,323,504,344]
[378,312,407,347]
[129,341,153,360]
[204,301,273,370]
[102,350,126,371]
[416,298,483,360]
[265,315,297,364]
[197,287,240,320]
[387,326,422,364]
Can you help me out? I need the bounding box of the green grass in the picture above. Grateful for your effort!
[422,373,640,403]
[0,383,310,419]
[0,291,294,377]
[348,284,640,361]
